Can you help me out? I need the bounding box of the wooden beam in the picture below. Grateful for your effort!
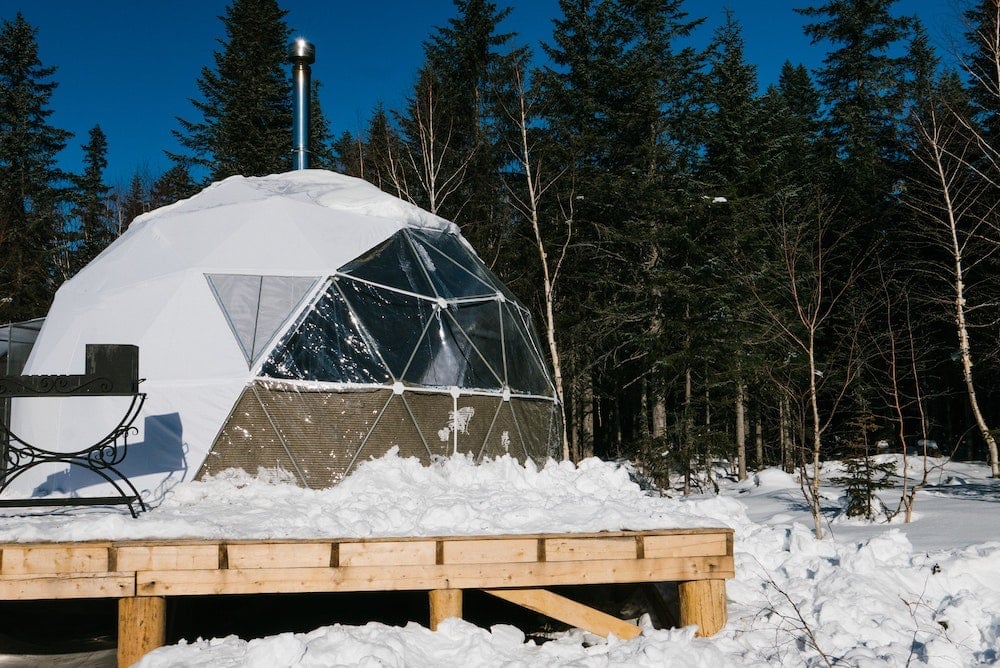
[678,579,727,637]
[339,540,437,567]
[544,536,639,562]
[484,588,641,640]
[135,554,734,597]
[118,596,166,668]
[428,589,462,630]
[0,574,134,600]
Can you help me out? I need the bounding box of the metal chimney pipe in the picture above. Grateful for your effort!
[289,38,315,171]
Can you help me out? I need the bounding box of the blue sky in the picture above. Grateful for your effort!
[3,0,961,185]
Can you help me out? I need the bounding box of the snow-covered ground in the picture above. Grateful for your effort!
[2,451,999,667]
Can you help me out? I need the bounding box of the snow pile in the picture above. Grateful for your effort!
[0,452,737,542]
[3,454,1000,666]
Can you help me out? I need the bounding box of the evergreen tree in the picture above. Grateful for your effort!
[331,130,365,178]
[701,10,761,191]
[795,0,921,467]
[363,104,409,198]
[69,125,112,274]
[798,0,916,222]
[170,0,292,180]
[758,62,829,189]
[307,79,335,170]
[832,393,896,519]
[534,0,708,459]
[962,0,1000,142]
[697,11,769,478]
[0,12,71,322]
[110,172,149,236]
[149,164,198,209]
[397,0,526,264]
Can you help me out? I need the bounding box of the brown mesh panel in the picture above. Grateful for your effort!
[201,384,562,489]
[445,394,504,459]
[198,386,302,480]
[201,384,392,487]
[255,385,388,486]
[477,399,525,462]
[358,393,433,464]
[402,392,468,460]
[511,398,561,462]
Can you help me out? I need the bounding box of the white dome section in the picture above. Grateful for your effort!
[10,172,456,497]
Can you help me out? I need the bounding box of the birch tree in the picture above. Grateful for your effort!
[906,71,1000,478]
[741,195,869,538]
[502,64,571,460]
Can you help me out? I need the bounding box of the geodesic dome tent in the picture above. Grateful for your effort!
[11,170,559,500]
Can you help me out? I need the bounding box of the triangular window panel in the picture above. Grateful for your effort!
[338,232,436,298]
[337,277,435,380]
[260,281,390,384]
[407,229,503,300]
[501,302,555,397]
[443,301,505,388]
[402,305,504,389]
[207,274,319,366]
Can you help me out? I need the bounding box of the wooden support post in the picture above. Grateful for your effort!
[118,596,167,668]
[428,589,462,630]
[677,579,727,637]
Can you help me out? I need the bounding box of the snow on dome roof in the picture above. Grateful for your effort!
[135,169,456,233]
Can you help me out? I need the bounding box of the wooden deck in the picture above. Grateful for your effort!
[0,528,734,667]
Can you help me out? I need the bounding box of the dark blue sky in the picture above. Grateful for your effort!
[3,0,960,184]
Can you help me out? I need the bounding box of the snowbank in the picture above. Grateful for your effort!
[3,453,999,666]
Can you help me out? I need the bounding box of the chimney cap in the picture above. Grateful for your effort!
[289,37,315,64]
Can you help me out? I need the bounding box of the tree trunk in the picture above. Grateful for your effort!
[754,407,764,469]
[684,366,693,495]
[735,382,747,481]
[808,331,824,539]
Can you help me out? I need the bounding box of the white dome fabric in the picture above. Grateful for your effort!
[10,170,558,502]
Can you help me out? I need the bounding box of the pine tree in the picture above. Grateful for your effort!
[832,393,896,519]
[170,0,292,180]
[69,125,112,274]
[331,130,365,178]
[795,0,921,481]
[0,12,71,322]
[701,11,761,192]
[758,62,828,190]
[363,104,409,199]
[697,11,768,480]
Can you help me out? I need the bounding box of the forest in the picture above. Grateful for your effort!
[2,0,1000,515]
